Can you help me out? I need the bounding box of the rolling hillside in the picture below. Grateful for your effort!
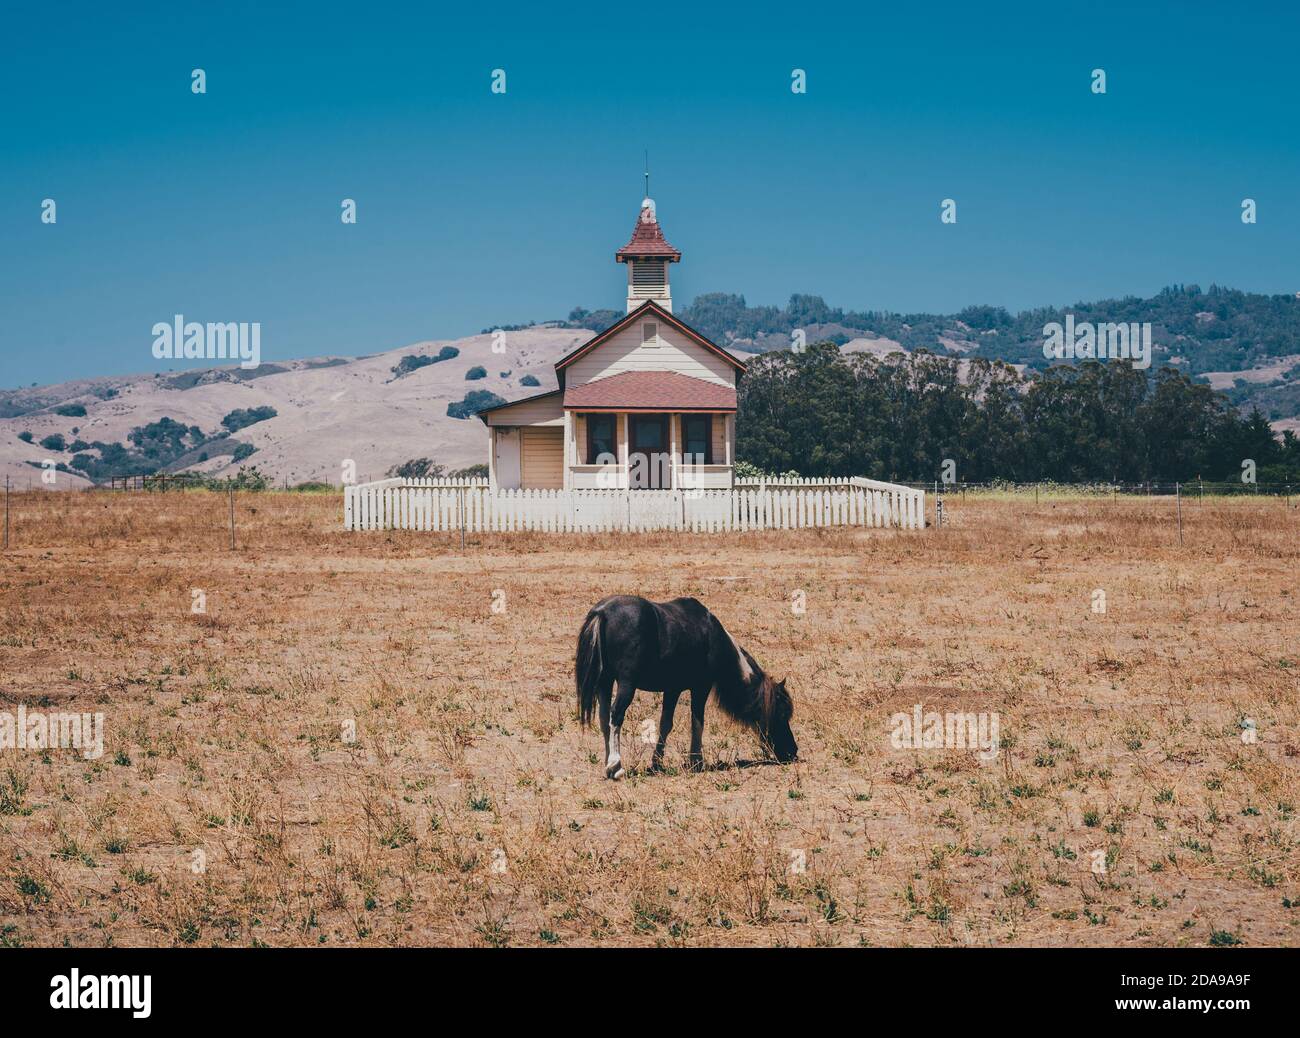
[4,283,1296,489]
[0,329,592,489]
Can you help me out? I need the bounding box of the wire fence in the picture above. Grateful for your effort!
[899,480,1297,501]
[107,473,210,491]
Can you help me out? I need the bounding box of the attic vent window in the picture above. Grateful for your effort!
[642,321,659,346]
[631,260,667,296]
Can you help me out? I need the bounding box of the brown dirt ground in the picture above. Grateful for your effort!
[0,490,1297,947]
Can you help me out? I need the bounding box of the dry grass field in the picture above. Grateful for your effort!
[1,489,1297,947]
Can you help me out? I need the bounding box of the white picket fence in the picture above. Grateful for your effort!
[343,477,924,532]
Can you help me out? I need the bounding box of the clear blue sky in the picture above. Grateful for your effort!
[3,0,1297,387]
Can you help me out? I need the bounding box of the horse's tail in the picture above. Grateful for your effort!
[576,611,603,727]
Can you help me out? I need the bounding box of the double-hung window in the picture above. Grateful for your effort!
[587,414,616,464]
[682,414,712,464]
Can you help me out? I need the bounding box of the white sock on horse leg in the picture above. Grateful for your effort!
[607,725,624,777]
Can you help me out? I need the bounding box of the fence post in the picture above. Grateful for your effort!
[3,476,8,550]
[228,481,236,550]
[1176,481,1183,545]
[459,486,465,550]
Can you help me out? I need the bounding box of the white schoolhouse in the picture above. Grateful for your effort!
[478,197,745,491]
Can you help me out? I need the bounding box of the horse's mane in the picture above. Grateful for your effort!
[711,618,776,729]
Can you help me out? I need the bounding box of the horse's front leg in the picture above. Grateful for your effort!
[651,689,682,771]
[687,687,709,771]
[606,679,636,780]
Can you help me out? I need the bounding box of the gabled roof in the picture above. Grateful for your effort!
[564,371,736,412]
[474,387,562,424]
[554,300,747,375]
[616,203,681,262]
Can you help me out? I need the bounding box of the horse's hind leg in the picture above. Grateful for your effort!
[597,681,614,774]
[687,687,709,771]
[606,679,635,780]
[651,688,682,771]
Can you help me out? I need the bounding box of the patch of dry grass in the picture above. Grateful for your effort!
[0,489,1297,947]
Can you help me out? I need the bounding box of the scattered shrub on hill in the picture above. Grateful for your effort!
[520,374,541,387]
[54,404,87,417]
[59,416,208,482]
[465,366,487,380]
[221,406,277,432]
[391,346,459,377]
[231,443,256,461]
[18,431,33,443]
[446,390,506,419]
[451,463,488,478]
[128,417,205,459]
[39,434,66,451]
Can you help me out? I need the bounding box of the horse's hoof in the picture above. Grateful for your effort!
[605,761,624,780]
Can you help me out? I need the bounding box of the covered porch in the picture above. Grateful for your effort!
[566,409,734,490]
[479,372,738,491]
[562,367,736,490]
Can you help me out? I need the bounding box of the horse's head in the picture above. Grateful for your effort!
[760,677,798,763]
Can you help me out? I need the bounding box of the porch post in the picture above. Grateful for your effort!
[619,412,629,490]
[488,425,497,490]
[563,411,573,490]
[669,413,678,490]
[726,414,736,487]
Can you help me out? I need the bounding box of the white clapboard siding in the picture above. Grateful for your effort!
[565,316,734,389]
[343,477,925,533]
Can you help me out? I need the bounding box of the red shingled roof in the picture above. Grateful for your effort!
[564,371,736,411]
[616,203,681,262]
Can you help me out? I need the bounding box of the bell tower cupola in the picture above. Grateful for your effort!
[616,195,681,313]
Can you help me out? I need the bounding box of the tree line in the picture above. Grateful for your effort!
[673,284,1300,378]
[736,345,1299,483]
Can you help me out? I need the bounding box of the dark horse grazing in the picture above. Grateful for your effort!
[575,595,797,778]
